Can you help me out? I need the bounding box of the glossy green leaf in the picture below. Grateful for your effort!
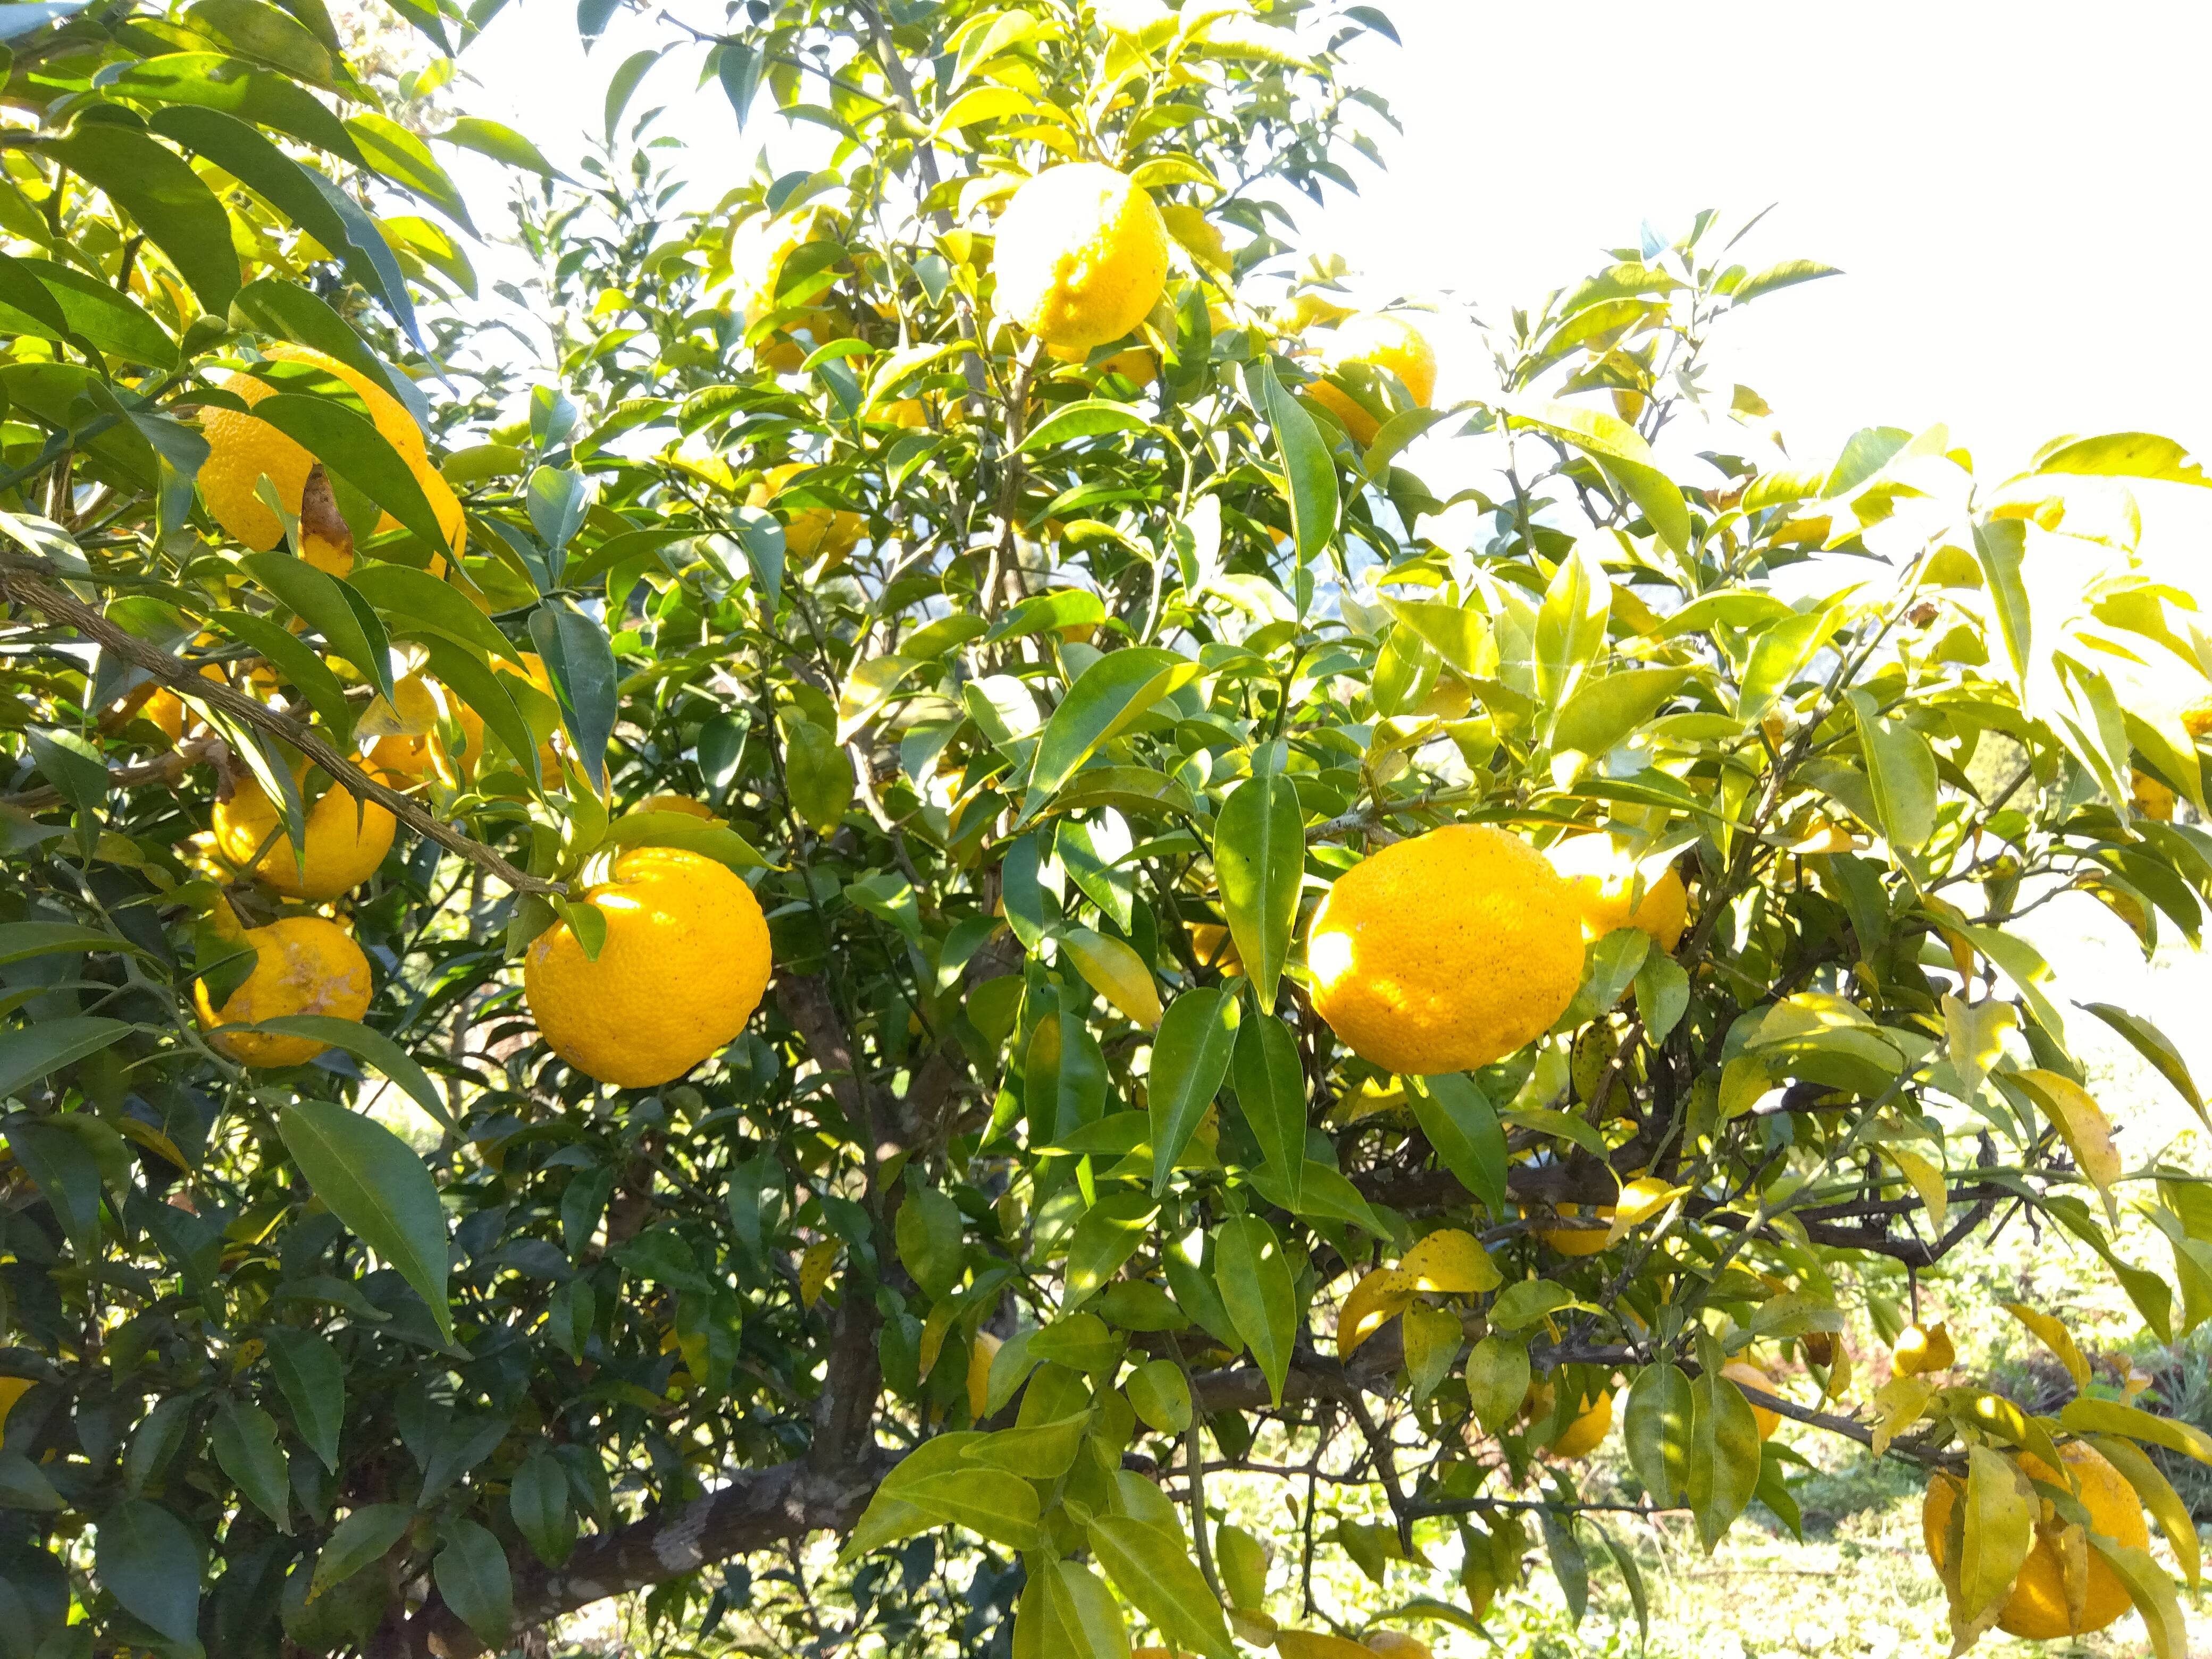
[264,1327,343,1473]
[1213,773,1303,1006]
[276,1101,451,1342]
[211,1400,290,1531]
[530,603,618,793]
[1213,1214,1296,1406]
[1229,1011,1308,1203]
[46,125,240,311]
[433,1519,514,1649]
[1405,1072,1507,1219]
[1088,1512,1236,1659]
[1148,988,1240,1193]
[95,1501,204,1648]
[510,1450,577,1568]
[1024,648,1203,818]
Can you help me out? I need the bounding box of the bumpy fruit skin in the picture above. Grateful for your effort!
[1924,1441,2147,1638]
[194,916,372,1067]
[1306,312,1437,446]
[1306,825,1583,1075]
[1720,1360,1780,1440]
[198,345,464,562]
[213,770,396,899]
[747,462,863,567]
[523,848,773,1087]
[1549,1387,1613,1458]
[993,164,1170,349]
[1546,833,1688,952]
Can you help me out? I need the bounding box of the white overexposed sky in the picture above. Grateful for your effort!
[440,0,2212,559]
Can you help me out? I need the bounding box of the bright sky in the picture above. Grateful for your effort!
[446,0,2211,557]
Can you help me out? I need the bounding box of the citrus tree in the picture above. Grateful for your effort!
[2,1,2211,1656]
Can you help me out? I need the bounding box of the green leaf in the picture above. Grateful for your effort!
[436,115,557,178]
[592,811,767,875]
[46,125,240,311]
[1496,394,1689,553]
[1229,1012,1308,1204]
[778,711,854,834]
[2080,1002,2205,1124]
[1490,1279,1578,1330]
[1972,519,2032,687]
[530,603,618,793]
[412,635,541,790]
[96,1500,204,1651]
[432,1519,514,1649]
[0,1016,131,1102]
[207,608,354,740]
[966,1414,1091,1478]
[894,1185,966,1302]
[1148,988,1240,1194]
[510,1450,576,1568]
[313,1503,413,1597]
[1533,542,1612,721]
[1249,358,1338,567]
[264,1327,343,1473]
[1088,1513,1236,1659]
[1126,1357,1192,1435]
[348,562,521,666]
[212,1398,290,1531]
[276,1101,451,1342]
[1688,1361,1764,1551]
[0,922,128,967]
[2089,1435,2199,1589]
[0,253,176,367]
[1731,259,1842,304]
[897,1468,1043,1549]
[2034,431,2209,488]
[1402,1303,1461,1405]
[1464,1334,1529,1434]
[107,51,362,158]
[1213,1214,1296,1406]
[1847,690,1937,851]
[1065,1191,1160,1306]
[1405,1072,1507,1219]
[1213,773,1303,1007]
[7,1116,107,1261]
[1737,601,1845,724]
[1552,666,1688,758]
[1623,1363,1691,1505]
[2058,1397,2212,1463]
[1024,648,1203,818]
[1019,399,1151,453]
[346,111,475,232]
[246,393,448,554]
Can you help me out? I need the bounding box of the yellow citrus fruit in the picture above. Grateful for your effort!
[1048,341,1159,387]
[1364,1635,1431,1659]
[143,688,187,743]
[1720,1360,1780,1440]
[1924,1441,2147,1639]
[523,848,773,1087]
[364,672,443,778]
[1307,825,1584,1075]
[1537,1203,1613,1256]
[1546,834,1688,952]
[1549,1387,1614,1459]
[968,1330,1001,1420]
[2130,767,2175,820]
[1188,921,1244,975]
[0,1376,31,1431]
[198,344,464,562]
[1306,312,1437,447]
[993,163,1170,349]
[194,916,372,1067]
[634,793,717,820]
[212,767,396,899]
[1892,1322,1955,1376]
[748,462,864,567]
[2183,695,2212,740]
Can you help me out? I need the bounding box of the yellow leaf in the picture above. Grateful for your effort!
[799,1239,841,1309]
[1822,1340,1853,1405]
[2001,1302,2090,1392]
[918,1302,956,1383]
[1942,993,2014,1101]
[1718,1053,1769,1119]
[968,1331,1001,1420]
[1957,1446,2034,1626]
[1337,1268,1415,1360]
[1882,1144,1948,1230]
[1605,1175,1686,1244]
[1062,926,1162,1026]
[1871,1376,1934,1455]
[1894,1322,1956,1376]
[2012,1069,2121,1195]
[1396,1229,1500,1294]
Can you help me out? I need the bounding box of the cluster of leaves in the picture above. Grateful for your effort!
[1,1,2211,1656]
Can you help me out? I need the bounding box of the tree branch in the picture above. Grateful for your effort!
[0,560,564,896]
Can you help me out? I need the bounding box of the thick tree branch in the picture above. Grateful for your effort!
[0,560,564,895]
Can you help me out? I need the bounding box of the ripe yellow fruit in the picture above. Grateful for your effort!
[1364,1634,1431,1659]
[968,1330,1001,1420]
[198,344,464,563]
[1720,1360,1781,1440]
[1546,834,1688,952]
[748,462,864,567]
[1307,825,1584,1075]
[213,768,396,899]
[0,1376,30,1431]
[1188,920,1243,975]
[2183,695,2212,740]
[993,163,1170,349]
[1048,341,1159,387]
[523,848,773,1087]
[1892,1322,1955,1376]
[364,672,442,778]
[2129,767,2175,820]
[1537,1202,1613,1256]
[1924,1441,2147,1639]
[1306,312,1437,447]
[194,916,372,1067]
[634,793,717,820]
[1549,1387,1613,1459]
